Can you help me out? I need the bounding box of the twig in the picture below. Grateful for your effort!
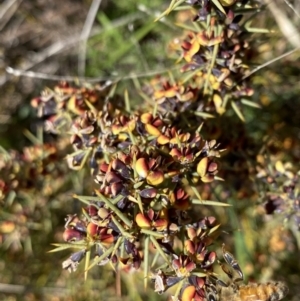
[283,0,300,19]
[240,46,300,82]
[6,65,179,83]
[0,34,82,86]
[78,0,103,77]
[0,12,143,87]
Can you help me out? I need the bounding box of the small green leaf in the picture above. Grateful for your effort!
[23,129,42,145]
[241,99,261,108]
[67,148,92,170]
[144,236,150,289]
[111,237,123,258]
[192,199,231,206]
[151,251,160,268]
[231,101,245,122]
[190,185,202,201]
[141,229,165,238]
[48,242,87,253]
[154,0,186,22]
[173,279,185,300]
[84,249,91,281]
[150,236,171,265]
[95,192,133,228]
[194,112,216,118]
[210,0,226,14]
[74,193,132,228]
[111,216,134,239]
[73,194,100,208]
[207,224,221,235]
[87,245,114,271]
[214,176,225,181]
[124,89,131,112]
[6,191,16,207]
[175,22,201,32]
[137,194,144,215]
[192,272,208,277]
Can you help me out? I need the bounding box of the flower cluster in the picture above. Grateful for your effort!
[28,75,226,300]
[6,0,278,300]
[55,99,223,280]
[257,157,300,230]
[147,0,260,122]
[30,0,266,299]
[0,143,67,251]
[62,209,219,301]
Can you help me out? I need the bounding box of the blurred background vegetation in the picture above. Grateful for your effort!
[0,0,300,300]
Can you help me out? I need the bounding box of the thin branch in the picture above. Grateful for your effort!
[0,34,82,86]
[78,0,103,77]
[264,0,300,48]
[283,0,300,19]
[0,12,143,87]
[240,46,300,82]
[6,65,179,83]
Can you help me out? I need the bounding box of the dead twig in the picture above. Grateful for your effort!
[240,46,300,82]
[6,65,179,83]
[1,12,143,87]
[78,0,103,77]
[264,0,300,48]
